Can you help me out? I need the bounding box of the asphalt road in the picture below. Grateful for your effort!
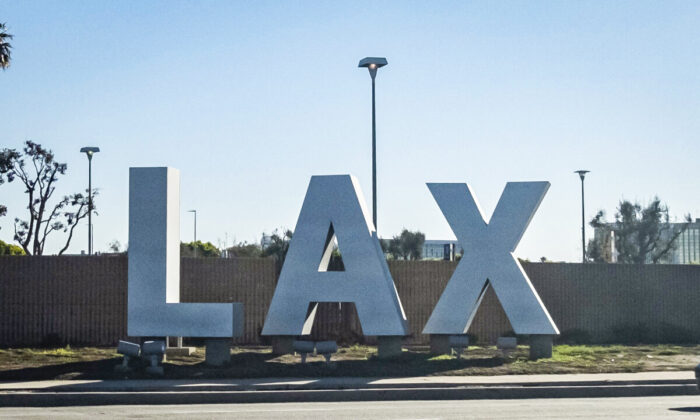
[1,396,700,419]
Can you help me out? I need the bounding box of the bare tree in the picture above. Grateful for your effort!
[0,141,96,255]
[589,198,691,264]
[262,229,293,273]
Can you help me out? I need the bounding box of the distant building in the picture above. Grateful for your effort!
[593,219,700,264]
[592,228,617,263]
[260,234,272,251]
[671,220,700,264]
[422,240,462,261]
[378,238,462,261]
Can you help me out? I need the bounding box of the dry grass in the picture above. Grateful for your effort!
[1,344,698,381]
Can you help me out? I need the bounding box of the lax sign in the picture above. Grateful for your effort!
[127,167,558,339]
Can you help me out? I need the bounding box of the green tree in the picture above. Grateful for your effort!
[381,237,402,260]
[262,229,293,272]
[588,197,691,264]
[181,240,221,258]
[0,141,94,255]
[226,241,263,258]
[0,239,25,255]
[382,229,425,260]
[0,22,12,70]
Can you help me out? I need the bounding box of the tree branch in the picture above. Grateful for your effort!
[58,192,93,255]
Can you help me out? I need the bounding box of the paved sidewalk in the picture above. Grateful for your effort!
[1,371,697,406]
[0,371,696,392]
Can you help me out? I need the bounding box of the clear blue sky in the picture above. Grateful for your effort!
[1,1,699,261]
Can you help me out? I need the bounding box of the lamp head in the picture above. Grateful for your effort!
[358,57,387,79]
[80,147,100,159]
[574,170,590,181]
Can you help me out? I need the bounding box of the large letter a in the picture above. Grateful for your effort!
[261,175,408,337]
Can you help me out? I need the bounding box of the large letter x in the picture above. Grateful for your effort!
[422,182,559,336]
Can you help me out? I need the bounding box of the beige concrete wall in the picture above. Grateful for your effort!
[390,261,700,344]
[1,257,699,346]
[0,256,277,346]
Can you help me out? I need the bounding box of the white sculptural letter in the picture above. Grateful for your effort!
[128,167,243,337]
[422,182,559,336]
[262,175,408,336]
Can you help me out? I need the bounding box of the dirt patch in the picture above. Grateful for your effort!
[1,344,698,381]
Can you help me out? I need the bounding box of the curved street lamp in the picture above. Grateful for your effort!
[358,57,388,232]
[574,170,590,263]
[80,147,100,255]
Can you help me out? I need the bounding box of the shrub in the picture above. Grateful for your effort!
[0,239,25,255]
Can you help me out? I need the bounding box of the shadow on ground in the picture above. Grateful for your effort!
[669,407,700,413]
[165,351,506,379]
[0,350,507,380]
[0,358,123,381]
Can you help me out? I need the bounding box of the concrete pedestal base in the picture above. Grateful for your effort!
[377,336,403,359]
[429,334,451,355]
[166,347,195,357]
[114,357,133,373]
[204,339,231,366]
[497,337,517,350]
[271,336,295,355]
[529,335,553,360]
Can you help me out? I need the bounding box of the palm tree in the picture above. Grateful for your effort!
[1,22,13,70]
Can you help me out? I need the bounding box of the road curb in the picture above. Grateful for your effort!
[1,384,697,406]
[0,378,695,393]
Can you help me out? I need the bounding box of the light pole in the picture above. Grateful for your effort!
[188,209,197,257]
[574,170,590,263]
[80,147,100,255]
[358,56,388,232]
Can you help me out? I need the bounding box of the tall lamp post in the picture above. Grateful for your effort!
[188,209,197,257]
[358,57,388,232]
[574,170,590,263]
[80,147,100,255]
